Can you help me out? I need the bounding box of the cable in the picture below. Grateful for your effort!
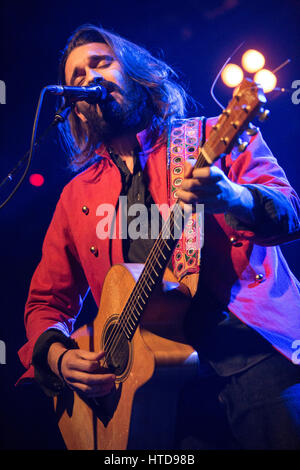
[210,41,245,110]
[0,90,71,209]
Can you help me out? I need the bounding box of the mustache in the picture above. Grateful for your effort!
[75,79,124,118]
[88,78,124,96]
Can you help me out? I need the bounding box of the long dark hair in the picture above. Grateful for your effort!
[58,24,190,171]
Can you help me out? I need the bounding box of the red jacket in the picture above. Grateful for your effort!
[18,118,300,383]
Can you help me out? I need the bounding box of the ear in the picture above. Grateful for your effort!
[74,103,88,123]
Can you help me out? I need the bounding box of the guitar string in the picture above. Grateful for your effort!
[101,98,257,368]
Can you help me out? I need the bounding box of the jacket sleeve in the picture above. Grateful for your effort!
[17,189,89,381]
[223,127,300,246]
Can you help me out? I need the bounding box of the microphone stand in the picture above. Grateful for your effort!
[0,92,72,210]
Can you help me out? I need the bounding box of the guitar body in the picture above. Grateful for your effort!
[54,264,195,450]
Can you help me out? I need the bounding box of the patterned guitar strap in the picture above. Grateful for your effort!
[167,116,207,297]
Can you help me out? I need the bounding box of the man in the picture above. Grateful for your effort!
[18,24,300,449]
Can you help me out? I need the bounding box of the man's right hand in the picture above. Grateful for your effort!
[47,342,116,398]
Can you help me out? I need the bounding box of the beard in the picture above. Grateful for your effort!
[78,79,151,145]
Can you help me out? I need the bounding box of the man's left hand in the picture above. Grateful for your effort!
[177,161,255,222]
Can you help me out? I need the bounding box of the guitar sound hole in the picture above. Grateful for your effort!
[103,322,130,377]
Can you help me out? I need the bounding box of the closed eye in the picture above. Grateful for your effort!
[97,55,114,68]
[89,54,114,70]
[70,55,114,85]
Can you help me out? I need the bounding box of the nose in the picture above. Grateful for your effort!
[85,67,104,86]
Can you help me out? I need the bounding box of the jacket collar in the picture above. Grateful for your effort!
[95,123,167,167]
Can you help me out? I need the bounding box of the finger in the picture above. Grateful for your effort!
[177,185,224,206]
[183,160,196,178]
[192,166,223,182]
[66,350,106,372]
[180,177,223,193]
[176,189,199,204]
[180,178,203,192]
[66,381,115,398]
[66,370,116,386]
[76,350,106,361]
[68,358,102,373]
[68,357,112,374]
[179,181,223,197]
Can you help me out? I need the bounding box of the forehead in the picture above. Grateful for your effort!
[64,42,115,82]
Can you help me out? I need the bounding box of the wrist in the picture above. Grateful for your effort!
[47,342,68,377]
[57,349,70,379]
[228,185,256,226]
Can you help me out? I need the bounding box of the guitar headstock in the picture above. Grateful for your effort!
[202,78,268,164]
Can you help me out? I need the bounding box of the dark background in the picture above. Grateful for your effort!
[0,0,299,450]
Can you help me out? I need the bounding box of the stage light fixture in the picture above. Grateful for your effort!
[242,49,265,73]
[221,63,244,87]
[253,69,277,93]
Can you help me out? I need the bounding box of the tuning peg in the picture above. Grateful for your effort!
[258,108,270,122]
[246,125,259,136]
[237,139,249,153]
[222,109,231,117]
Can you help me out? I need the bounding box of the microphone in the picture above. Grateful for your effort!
[45,84,108,104]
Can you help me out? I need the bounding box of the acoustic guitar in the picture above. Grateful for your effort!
[54,78,268,449]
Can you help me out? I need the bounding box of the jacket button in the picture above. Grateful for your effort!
[230,236,242,247]
[255,273,264,282]
[90,246,98,257]
[82,205,89,215]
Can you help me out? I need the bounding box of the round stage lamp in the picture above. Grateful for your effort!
[221,64,244,87]
[254,69,277,93]
[242,49,265,73]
